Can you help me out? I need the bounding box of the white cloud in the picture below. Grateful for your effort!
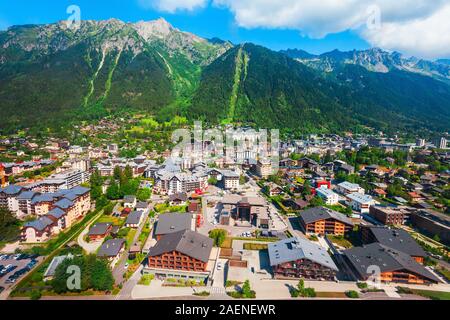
[212,0,450,58]
[141,0,450,58]
[138,0,208,13]
[363,4,450,59]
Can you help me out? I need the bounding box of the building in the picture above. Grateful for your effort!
[145,230,213,282]
[315,186,339,205]
[97,238,126,268]
[299,207,354,236]
[154,213,194,241]
[222,170,240,190]
[368,205,412,225]
[410,210,450,245]
[433,137,447,149]
[343,243,439,284]
[125,211,144,228]
[43,254,74,281]
[268,237,338,280]
[169,192,188,206]
[0,163,6,187]
[361,226,427,264]
[346,193,375,213]
[88,222,113,241]
[123,195,137,209]
[33,169,90,191]
[220,194,270,227]
[255,159,272,179]
[336,181,365,195]
[20,186,91,243]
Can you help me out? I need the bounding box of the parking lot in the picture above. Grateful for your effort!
[0,253,42,294]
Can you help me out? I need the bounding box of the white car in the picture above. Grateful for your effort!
[217,263,222,271]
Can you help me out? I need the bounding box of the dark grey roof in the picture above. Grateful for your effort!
[126,211,143,225]
[31,194,55,204]
[47,207,66,219]
[154,213,192,236]
[343,243,439,283]
[148,230,213,263]
[2,185,23,195]
[299,207,354,226]
[97,238,125,258]
[17,191,37,200]
[88,222,112,236]
[44,254,74,277]
[54,198,74,209]
[69,186,90,195]
[124,195,136,202]
[366,226,426,258]
[268,237,338,271]
[136,202,149,209]
[24,216,54,231]
[169,192,187,202]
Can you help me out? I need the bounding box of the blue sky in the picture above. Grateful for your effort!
[0,0,448,58]
[0,0,369,55]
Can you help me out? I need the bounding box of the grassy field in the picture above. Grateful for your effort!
[243,243,268,250]
[328,235,353,249]
[316,292,348,298]
[220,238,233,249]
[397,287,450,300]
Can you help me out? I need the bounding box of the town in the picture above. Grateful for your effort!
[0,117,449,301]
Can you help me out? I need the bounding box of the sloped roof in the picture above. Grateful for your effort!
[97,238,125,258]
[88,222,112,236]
[126,211,143,225]
[365,227,427,258]
[154,213,192,236]
[268,237,338,271]
[343,243,439,283]
[148,230,213,263]
[299,207,354,226]
[24,216,54,231]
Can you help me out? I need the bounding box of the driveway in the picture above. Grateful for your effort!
[77,226,102,254]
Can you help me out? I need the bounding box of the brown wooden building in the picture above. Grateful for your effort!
[343,243,439,285]
[299,207,354,236]
[268,238,338,281]
[147,230,213,273]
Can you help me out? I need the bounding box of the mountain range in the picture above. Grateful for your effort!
[0,18,449,134]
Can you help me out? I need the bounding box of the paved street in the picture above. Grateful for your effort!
[112,209,150,285]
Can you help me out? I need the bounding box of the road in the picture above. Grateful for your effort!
[112,209,150,285]
[2,207,105,300]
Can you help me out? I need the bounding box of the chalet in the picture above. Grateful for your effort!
[343,243,439,285]
[361,226,427,264]
[169,192,188,206]
[125,211,144,228]
[154,213,194,241]
[267,183,284,196]
[88,222,113,241]
[268,237,338,280]
[299,207,354,236]
[123,195,137,208]
[145,230,213,282]
[97,238,126,268]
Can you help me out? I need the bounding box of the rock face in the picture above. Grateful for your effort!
[0,18,449,134]
[282,47,450,81]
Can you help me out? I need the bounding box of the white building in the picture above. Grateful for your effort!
[316,186,339,205]
[346,192,375,213]
[336,181,365,195]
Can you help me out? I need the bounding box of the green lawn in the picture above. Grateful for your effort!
[243,243,268,250]
[327,235,353,249]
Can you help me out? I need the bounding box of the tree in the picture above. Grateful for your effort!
[136,188,151,201]
[0,207,21,242]
[113,166,122,181]
[106,178,121,200]
[123,165,133,180]
[209,229,227,247]
[208,177,218,186]
[241,280,252,298]
[302,181,311,196]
